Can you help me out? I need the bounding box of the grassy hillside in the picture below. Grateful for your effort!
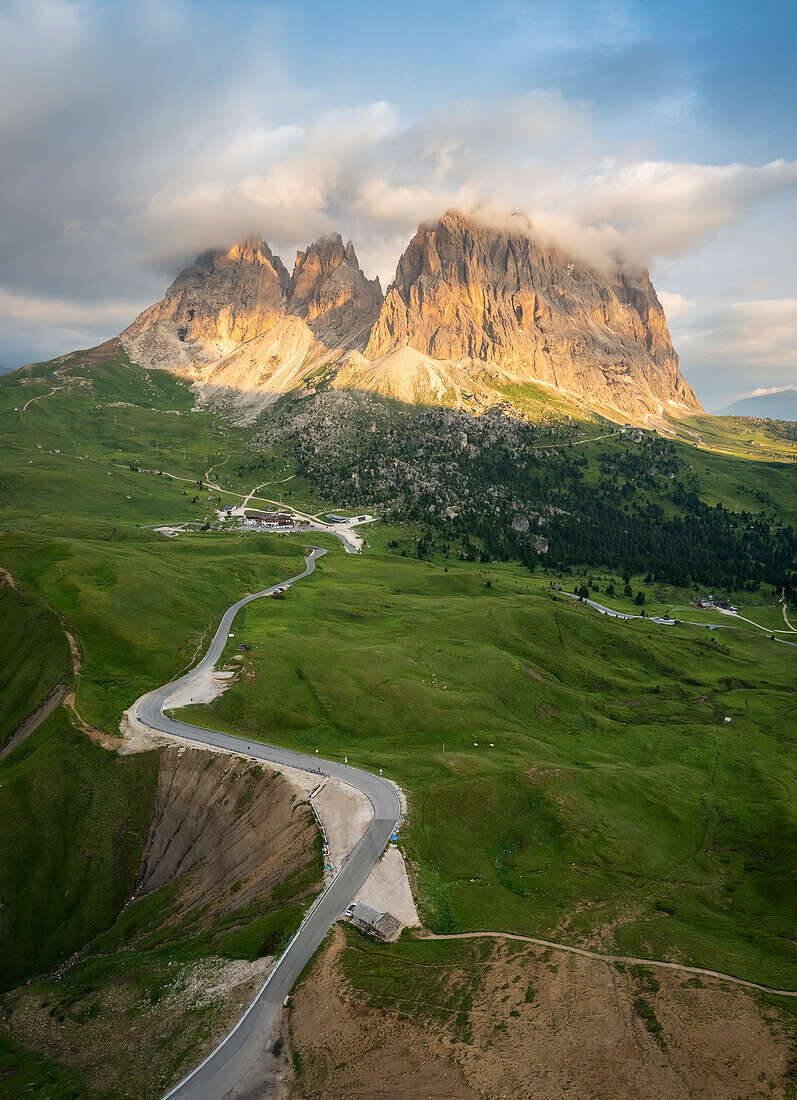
[0,709,159,990]
[0,769,323,1100]
[0,1032,85,1100]
[181,536,796,988]
[0,565,158,990]
[0,579,71,749]
[0,348,315,735]
[0,354,329,1094]
[0,346,328,520]
[0,340,794,1074]
[0,528,306,735]
[272,391,797,599]
[669,412,797,462]
[0,729,324,1098]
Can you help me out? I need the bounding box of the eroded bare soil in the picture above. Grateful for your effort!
[290,929,794,1100]
[290,927,478,1099]
[137,746,319,922]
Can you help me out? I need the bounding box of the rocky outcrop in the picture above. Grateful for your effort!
[121,236,290,370]
[361,211,702,421]
[121,233,383,423]
[288,233,382,344]
[119,212,704,425]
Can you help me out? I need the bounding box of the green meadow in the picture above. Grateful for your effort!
[0,709,160,991]
[0,347,330,520]
[0,350,794,1004]
[0,350,317,734]
[670,412,797,463]
[0,528,306,734]
[181,536,796,988]
[0,580,71,749]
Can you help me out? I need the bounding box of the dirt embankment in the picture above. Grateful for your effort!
[121,704,419,925]
[289,932,794,1100]
[290,927,478,1099]
[57,337,121,370]
[137,746,319,922]
[2,746,322,1100]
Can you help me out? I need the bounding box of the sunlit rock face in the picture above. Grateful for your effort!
[121,236,290,370]
[362,211,702,420]
[119,212,703,424]
[288,233,382,344]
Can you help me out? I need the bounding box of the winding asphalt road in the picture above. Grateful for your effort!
[137,563,794,1096]
[568,591,797,647]
[133,547,402,1099]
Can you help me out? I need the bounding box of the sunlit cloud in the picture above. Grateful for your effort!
[657,291,698,320]
[748,384,796,397]
[667,297,797,407]
[1,0,795,381]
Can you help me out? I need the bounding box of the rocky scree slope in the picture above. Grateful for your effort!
[120,212,702,424]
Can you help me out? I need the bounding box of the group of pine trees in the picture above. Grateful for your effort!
[282,397,796,603]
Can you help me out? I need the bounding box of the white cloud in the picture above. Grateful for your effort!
[668,297,797,408]
[687,299,797,368]
[1,0,796,376]
[525,158,797,270]
[0,286,143,368]
[657,291,698,320]
[748,384,796,397]
[135,117,797,285]
[0,287,142,328]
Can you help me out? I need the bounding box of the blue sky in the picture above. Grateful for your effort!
[1,0,795,407]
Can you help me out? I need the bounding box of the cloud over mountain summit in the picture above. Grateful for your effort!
[1,0,795,403]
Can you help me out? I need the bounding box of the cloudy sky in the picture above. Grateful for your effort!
[1,0,795,408]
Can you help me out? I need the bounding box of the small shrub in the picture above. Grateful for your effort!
[634,996,665,1045]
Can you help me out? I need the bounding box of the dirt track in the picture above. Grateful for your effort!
[419,930,796,997]
[0,679,67,761]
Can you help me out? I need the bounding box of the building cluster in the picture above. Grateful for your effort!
[325,513,370,525]
[697,596,739,611]
[243,512,296,530]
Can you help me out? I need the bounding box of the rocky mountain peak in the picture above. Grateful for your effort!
[288,233,382,340]
[119,213,703,424]
[121,234,291,370]
[290,233,347,300]
[365,209,702,418]
[196,235,290,289]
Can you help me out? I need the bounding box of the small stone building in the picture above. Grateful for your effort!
[350,901,402,942]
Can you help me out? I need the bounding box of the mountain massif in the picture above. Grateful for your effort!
[120,211,703,424]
